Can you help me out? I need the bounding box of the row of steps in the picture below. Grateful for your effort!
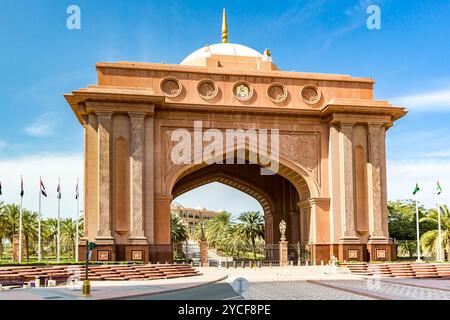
[0,264,200,285]
[343,262,450,279]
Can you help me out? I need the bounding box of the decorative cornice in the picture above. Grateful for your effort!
[298,197,330,210]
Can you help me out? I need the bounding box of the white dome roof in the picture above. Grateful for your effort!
[195,206,206,211]
[181,43,262,65]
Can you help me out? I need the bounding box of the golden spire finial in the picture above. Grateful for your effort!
[222,8,228,43]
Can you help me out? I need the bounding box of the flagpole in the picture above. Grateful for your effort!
[76,177,79,262]
[38,177,42,262]
[57,178,61,262]
[19,176,23,263]
[437,190,443,262]
[415,192,421,262]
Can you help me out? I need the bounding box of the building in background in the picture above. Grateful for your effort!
[171,202,218,233]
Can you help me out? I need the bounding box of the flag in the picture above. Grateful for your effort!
[75,180,79,200]
[20,176,24,197]
[413,182,420,195]
[57,180,61,199]
[437,181,443,195]
[40,178,47,197]
[0,181,2,195]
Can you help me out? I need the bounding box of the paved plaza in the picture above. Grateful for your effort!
[2,266,450,300]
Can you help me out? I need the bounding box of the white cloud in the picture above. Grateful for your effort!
[392,88,450,111]
[24,113,58,137]
[387,158,450,208]
[0,154,83,219]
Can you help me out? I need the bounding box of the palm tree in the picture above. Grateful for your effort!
[203,211,233,249]
[0,201,5,259]
[420,205,450,259]
[61,218,82,259]
[22,210,39,261]
[43,218,59,259]
[1,204,20,242]
[171,214,188,259]
[234,211,265,259]
[171,214,189,243]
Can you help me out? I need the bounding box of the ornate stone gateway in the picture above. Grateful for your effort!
[65,11,406,264]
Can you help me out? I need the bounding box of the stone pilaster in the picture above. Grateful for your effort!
[200,241,208,267]
[368,124,388,241]
[96,111,114,243]
[279,240,288,267]
[288,211,300,244]
[339,123,359,242]
[264,214,273,244]
[128,113,147,244]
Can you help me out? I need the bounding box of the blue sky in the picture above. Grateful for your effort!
[0,0,450,218]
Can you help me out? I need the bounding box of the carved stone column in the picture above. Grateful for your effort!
[340,123,358,242]
[264,214,273,244]
[288,211,300,244]
[368,124,388,241]
[96,111,114,243]
[128,113,147,244]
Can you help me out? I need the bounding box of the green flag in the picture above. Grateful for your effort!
[437,181,443,195]
[413,182,420,195]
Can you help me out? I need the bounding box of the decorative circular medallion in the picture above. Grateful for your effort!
[267,83,288,103]
[301,85,321,105]
[233,81,253,101]
[197,79,218,100]
[161,77,182,97]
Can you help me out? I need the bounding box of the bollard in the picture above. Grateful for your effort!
[82,280,91,296]
[290,261,294,266]
[233,261,237,268]
[321,260,324,266]
[306,261,309,266]
[269,262,272,268]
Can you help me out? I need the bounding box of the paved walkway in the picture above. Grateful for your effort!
[3,266,450,300]
[0,272,226,300]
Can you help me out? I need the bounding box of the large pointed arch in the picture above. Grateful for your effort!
[173,170,276,216]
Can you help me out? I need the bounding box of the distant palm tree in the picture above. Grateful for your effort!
[0,201,5,259]
[171,214,188,259]
[234,211,265,259]
[1,204,21,242]
[204,211,233,248]
[43,218,59,258]
[22,210,39,261]
[171,214,188,244]
[420,205,450,259]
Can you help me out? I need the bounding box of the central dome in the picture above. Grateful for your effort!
[181,43,262,65]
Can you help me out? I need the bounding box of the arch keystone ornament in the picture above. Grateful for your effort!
[65,10,406,263]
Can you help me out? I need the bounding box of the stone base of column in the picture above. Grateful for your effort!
[200,241,208,267]
[279,241,288,267]
[149,244,173,264]
[78,244,116,262]
[367,243,396,261]
[124,244,149,263]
